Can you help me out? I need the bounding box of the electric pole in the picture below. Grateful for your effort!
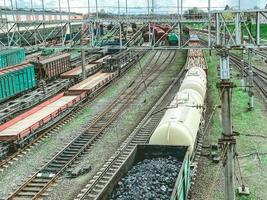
[81,48,86,80]
[248,49,254,111]
[218,50,236,200]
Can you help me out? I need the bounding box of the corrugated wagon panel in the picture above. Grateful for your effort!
[32,53,71,80]
[0,63,36,102]
[0,48,26,68]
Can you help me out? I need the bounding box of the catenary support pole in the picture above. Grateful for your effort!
[248,49,254,110]
[81,49,86,80]
[256,12,260,45]
[119,22,122,50]
[241,50,245,90]
[95,0,98,20]
[216,13,220,46]
[208,0,211,61]
[235,12,241,45]
[218,51,236,200]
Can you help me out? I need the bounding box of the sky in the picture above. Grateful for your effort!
[0,0,266,13]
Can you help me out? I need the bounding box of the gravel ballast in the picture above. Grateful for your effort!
[0,52,155,199]
[45,51,187,200]
[111,157,182,200]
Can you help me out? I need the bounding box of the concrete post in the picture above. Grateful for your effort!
[235,12,241,46]
[219,51,235,200]
[248,50,254,110]
[91,22,94,47]
[125,0,127,15]
[256,12,260,45]
[119,23,122,51]
[181,0,183,20]
[241,63,245,89]
[221,85,235,200]
[95,0,98,20]
[81,49,86,80]
[208,0,211,48]
[147,0,150,15]
[208,0,211,61]
[178,23,181,48]
[148,23,151,45]
[177,0,179,18]
[151,0,154,14]
[216,13,220,46]
[67,0,71,42]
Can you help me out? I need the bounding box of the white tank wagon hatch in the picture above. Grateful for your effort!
[149,66,207,155]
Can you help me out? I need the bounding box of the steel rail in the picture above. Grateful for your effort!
[77,66,186,200]
[0,51,146,172]
[7,50,175,199]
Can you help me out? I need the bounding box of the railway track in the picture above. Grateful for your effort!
[76,63,186,200]
[229,54,267,100]
[0,51,103,125]
[0,51,146,172]
[7,50,176,199]
[252,49,267,60]
[0,79,71,124]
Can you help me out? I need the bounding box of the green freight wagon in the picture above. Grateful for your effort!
[0,63,36,102]
[0,48,26,68]
[168,33,179,46]
[41,48,55,56]
[96,144,191,200]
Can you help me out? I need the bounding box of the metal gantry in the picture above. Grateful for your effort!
[0,1,266,200]
[1,1,267,51]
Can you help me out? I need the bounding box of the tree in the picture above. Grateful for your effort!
[186,7,206,19]
[225,5,230,10]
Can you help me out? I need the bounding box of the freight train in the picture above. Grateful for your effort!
[142,24,171,43]
[0,50,145,159]
[108,34,207,200]
[0,51,105,126]
[0,48,104,103]
[0,48,26,68]
[167,33,179,46]
[149,66,207,154]
[0,51,71,103]
[149,34,207,154]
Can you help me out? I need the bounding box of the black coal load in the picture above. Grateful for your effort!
[110,156,182,200]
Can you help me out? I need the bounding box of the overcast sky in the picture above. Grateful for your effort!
[1,0,266,13]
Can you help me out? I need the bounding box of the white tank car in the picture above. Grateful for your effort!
[180,67,207,98]
[149,67,207,155]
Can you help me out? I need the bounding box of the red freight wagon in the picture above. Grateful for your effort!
[31,53,71,80]
[0,92,85,143]
[143,25,167,42]
[156,24,171,33]
[67,71,118,95]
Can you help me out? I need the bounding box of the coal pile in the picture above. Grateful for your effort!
[110,156,182,200]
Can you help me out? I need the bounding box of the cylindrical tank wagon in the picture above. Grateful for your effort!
[180,67,207,98]
[149,66,207,155]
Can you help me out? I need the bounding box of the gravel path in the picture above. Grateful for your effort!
[0,52,154,199]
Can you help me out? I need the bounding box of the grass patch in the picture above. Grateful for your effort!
[206,51,267,200]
